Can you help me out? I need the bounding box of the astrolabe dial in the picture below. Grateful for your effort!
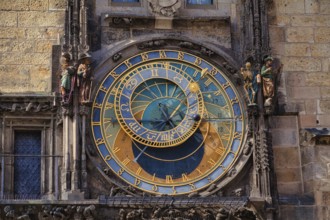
[114,62,204,147]
[91,50,247,195]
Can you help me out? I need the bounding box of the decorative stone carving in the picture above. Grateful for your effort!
[137,40,166,50]
[200,47,214,57]
[147,0,181,17]
[112,53,122,62]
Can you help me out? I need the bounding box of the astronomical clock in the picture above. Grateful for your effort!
[91,49,247,196]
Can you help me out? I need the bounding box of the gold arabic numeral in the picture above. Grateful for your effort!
[182,173,189,182]
[96,138,105,145]
[215,146,225,156]
[136,167,142,175]
[113,147,121,153]
[208,158,216,166]
[120,103,130,112]
[151,68,158,77]
[178,51,184,60]
[204,78,212,87]
[152,185,158,192]
[189,183,196,190]
[124,60,132,67]
[194,57,202,65]
[166,175,174,184]
[159,50,166,58]
[134,178,141,186]
[122,158,131,166]
[105,155,112,161]
[118,168,124,176]
[129,122,141,133]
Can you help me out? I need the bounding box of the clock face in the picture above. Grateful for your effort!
[91,50,246,195]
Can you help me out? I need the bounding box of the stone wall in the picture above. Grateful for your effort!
[0,0,65,94]
[269,0,330,128]
[269,1,330,219]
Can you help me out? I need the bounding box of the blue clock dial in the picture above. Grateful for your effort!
[91,50,247,195]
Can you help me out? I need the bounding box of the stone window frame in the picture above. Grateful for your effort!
[0,114,59,200]
[185,0,217,9]
[109,0,142,7]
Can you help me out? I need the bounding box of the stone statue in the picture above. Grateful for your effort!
[260,56,274,107]
[241,62,259,104]
[60,54,75,105]
[77,53,93,104]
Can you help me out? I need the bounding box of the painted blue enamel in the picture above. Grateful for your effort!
[200,61,212,70]
[95,91,105,105]
[166,51,178,58]
[158,186,172,194]
[148,51,160,59]
[209,166,224,180]
[114,63,128,75]
[236,120,243,132]
[92,109,101,122]
[122,171,135,185]
[92,125,102,140]
[175,185,190,194]
[231,139,240,152]
[129,55,142,65]
[225,87,236,99]
[139,181,153,191]
[98,144,109,157]
[194,178,210,189]
[102,76,115,89]
[233,103,242,116]
[184,54,195,63]
[108,158,120,173]
[133,131,204,179]
[214,73,227,84]
[223,153,235,167]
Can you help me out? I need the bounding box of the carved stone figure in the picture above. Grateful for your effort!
[147,0,181,17]
[260,56,274,106]
[83,205,96,220]
[60,54,75,105]
[77,53,93,104]
[241,62,259,104]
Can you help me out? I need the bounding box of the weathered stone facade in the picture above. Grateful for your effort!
[0,0,329,220]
